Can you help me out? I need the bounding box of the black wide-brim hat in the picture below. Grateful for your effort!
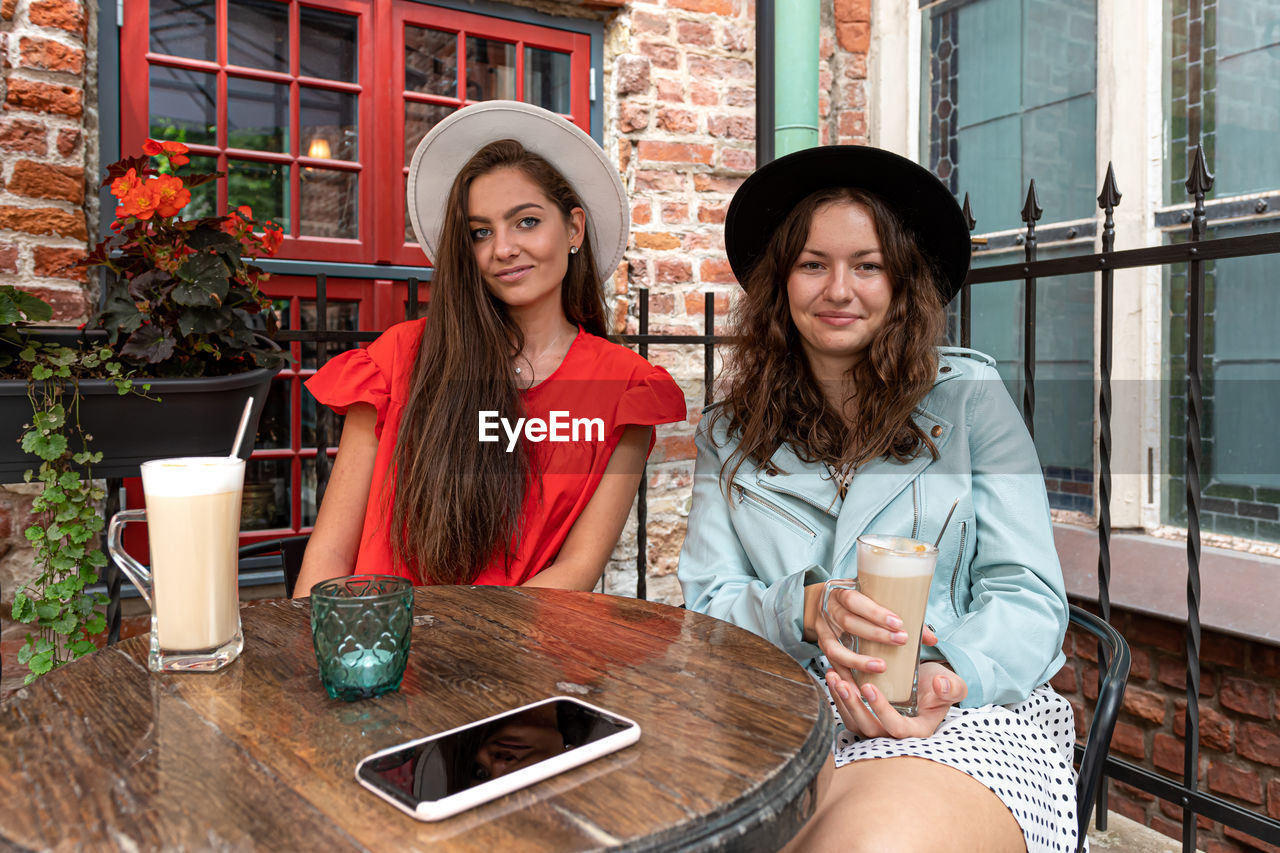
[724,145,971,303]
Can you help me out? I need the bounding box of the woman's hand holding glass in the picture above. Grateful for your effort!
[827,661,967,739]
[807,583,963,738]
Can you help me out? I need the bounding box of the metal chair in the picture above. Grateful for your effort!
[1068,603,1132,853]
[237,534,310,598]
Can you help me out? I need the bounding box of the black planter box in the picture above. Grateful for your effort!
[1,361,277,482]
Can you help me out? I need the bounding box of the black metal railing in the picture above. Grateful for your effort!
[268,142,1279,850]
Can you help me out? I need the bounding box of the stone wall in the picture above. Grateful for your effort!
[1057,602,1280,853]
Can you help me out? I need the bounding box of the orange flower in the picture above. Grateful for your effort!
[119,181,160,220]
[262,224,283,255]
[110,168,141,200]
[152,174,191,218]
[142,139,164,156]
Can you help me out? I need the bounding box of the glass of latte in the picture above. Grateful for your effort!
[106,456,246,672]
[821,534,938,716]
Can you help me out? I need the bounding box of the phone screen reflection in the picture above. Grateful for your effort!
[359,700,631,806]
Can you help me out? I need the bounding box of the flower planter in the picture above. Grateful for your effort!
[1,362,277,482]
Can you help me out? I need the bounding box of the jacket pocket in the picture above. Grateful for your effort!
[732,483,817,539]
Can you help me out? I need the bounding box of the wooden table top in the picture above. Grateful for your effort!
[0,586,831,851]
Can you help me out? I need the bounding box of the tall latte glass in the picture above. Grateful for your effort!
[106,457,246,672]
[822,534,938,716]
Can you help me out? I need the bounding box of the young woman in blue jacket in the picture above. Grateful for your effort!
[677,146,1077,853]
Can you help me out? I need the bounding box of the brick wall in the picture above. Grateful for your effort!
[0,0,94,634]
[602,0,868,602]
[1,0,93,319]
[1057,603,1280,853]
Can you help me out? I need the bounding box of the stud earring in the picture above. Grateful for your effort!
[569,246,579,255]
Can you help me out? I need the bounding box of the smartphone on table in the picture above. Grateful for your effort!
[354,696,641,821]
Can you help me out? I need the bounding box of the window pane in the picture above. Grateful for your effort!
[1215,45,1280,196]
[149,0,215,60]
[227,158,289,230]
[300,169,358,239]
[404,102,454,168]
[227,0,288,72]
[227,77,290,152]
[301,88,358,161]
[969,246,1095,513]
[149,65,217,147]
[1164,0,1280,200]
[243,458,290,531]
[256,377,291,450]
[1164,219,1280,543]
[466,37,515,101]
[301,454,335,527]
[405,27,457,97]
[170,154,218,219]
[525,47,570,114]
[299,300,359,369]
[924,0,1097,231]
[1022,95,1098,222]
[300,7,358,82]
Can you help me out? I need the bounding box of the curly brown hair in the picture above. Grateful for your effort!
[389,140,609,584]
[714,187,947,488]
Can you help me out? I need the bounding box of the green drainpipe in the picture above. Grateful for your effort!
[773,0,820,157]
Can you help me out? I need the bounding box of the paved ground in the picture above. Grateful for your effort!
[1089,812,1190,853]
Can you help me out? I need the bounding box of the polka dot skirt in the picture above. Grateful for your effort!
[812,658,1082,853]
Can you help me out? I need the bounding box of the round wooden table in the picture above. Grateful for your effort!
[0,587,831,851]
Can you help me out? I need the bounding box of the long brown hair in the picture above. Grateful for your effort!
[389,139,609,584]
[716,187,946,487]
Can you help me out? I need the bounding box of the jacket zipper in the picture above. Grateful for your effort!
[949,521,968,616]
[734,484,817,537]
[911,480,920,540]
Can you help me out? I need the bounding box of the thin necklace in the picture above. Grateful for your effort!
[514,326,571,377]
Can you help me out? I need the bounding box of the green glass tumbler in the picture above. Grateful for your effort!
[310,575,414,701]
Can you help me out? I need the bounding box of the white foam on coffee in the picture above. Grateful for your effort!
[858,535,937,577]
[141,457,244,496]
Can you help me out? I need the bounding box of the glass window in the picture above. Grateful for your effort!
[466,37,516,101]
[525,47,571,114]
[148,65,217,147]
[406,27,458,97]
[1163,219,1280,541]
[227,0,289,71]
[1165,0,1280,200]
[300,6,358,82]
[149,0,215,60]
[922,0,1097,232]
[963,247,1095,513]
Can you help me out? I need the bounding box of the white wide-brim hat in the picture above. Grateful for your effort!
[406,101,628,284]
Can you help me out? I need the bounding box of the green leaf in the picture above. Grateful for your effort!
[32,405,66,431]
[58,471,82,490]
[16,642,33,664]
[70,639,97,657]
[35,602,60,621]
[120,324,176,363]
[31,364,53,380]
[24,525,44,543]
[28,650,54,676]
[51,612,78,634]
[21,431,68,461]
[11,592,34,622]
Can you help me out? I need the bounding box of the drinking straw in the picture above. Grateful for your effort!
[229,396,255,459]
[933,497,961,549]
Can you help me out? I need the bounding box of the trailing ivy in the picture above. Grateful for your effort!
[10,340,144,684]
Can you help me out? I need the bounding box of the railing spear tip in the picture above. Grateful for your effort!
[1185,144,1215,197]
[961,192,977,232]
[1098,162,1122,211]
[1021,180,1043,225]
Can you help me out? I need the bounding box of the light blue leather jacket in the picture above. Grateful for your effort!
[677,348,1067,708]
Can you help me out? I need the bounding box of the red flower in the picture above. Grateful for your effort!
[110,168,141,200]
[262,224,283,255]
[152,174,191,218]
[142,139,164,156]
[120,181,160,220]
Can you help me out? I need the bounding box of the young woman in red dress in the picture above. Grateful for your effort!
[294,102,686,594]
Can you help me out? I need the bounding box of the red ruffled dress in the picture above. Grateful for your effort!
[305,319,687,585]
